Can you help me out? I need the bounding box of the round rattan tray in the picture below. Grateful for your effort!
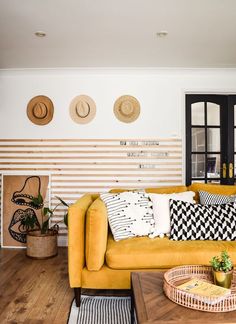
[163,265,236,312]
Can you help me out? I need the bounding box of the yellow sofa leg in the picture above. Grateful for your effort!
[74,288,81,307]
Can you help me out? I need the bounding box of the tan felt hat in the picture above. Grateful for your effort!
[69,95,96,124]
[114,95,140,123]
[27,95,54,125]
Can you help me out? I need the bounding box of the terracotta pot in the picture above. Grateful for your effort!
[212,268,233,288]
[26,229,58,259]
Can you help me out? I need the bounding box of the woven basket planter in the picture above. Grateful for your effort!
[26,229,58,259]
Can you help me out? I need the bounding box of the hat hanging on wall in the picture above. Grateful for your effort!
[114,95,140,123]
[69,95,96,124]
[27,95,54,125]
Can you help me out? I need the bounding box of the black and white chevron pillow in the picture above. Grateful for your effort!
[199,190,236,205]
[100,192,154,241]
[169,199,236,241]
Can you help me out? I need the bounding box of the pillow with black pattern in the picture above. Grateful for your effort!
[100,191,154,241]
[199,190,236,205]
[169,199,236,241]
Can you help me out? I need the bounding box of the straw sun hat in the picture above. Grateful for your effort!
[69,95,96,124]
[27,95,54,125]
[113,95,140,123]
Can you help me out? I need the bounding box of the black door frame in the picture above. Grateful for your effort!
[185,94,236,185]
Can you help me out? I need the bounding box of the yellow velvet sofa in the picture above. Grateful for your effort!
[68,183,236,306]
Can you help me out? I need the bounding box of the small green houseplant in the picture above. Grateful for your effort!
[210,251,233,288]
[21,194,69,234]
[21,194,69,259]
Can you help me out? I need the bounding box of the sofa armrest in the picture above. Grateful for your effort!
[68,194,95,288]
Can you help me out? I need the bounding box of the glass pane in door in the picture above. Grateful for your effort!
[207,154,220,178]
[192,128,205,152]
[192,154,205,178]
[207,128,220,152]
[192,102,204,125]
[207,102,220,125]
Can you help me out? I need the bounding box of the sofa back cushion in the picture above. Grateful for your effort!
[86,198,108,271]
[109,186,188,194]
[146,186,188,194]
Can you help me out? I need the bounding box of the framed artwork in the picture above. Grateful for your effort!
[1,173,50,248]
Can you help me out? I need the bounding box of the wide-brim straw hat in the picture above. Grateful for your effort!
[69,95,96,124]
[114,95,140,123]
[27,95,54,125]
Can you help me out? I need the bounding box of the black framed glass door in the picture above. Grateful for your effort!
[186,94,236,185]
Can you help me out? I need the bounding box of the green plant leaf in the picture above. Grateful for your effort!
[30,193,44,208]
[55,196,69,207]
[37,193,43,204]
[21,214,39,231]
[43,207,53,216]
[41,219,49,234]
[64,212,68,227]
[210,250,233,272]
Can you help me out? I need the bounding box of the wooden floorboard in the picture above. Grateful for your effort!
[0,247,131,323]
[0,247,73,324]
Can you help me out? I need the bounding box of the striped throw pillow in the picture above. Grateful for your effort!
[199,190,236,205]
[100,192,154,241]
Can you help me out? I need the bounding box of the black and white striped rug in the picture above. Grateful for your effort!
[68,295,137,324]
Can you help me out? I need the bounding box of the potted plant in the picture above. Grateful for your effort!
[210,250,233,288]
[21,194,69,259]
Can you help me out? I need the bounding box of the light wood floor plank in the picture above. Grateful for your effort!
[0,248,73,324]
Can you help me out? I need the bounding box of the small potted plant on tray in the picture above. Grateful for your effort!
[21,194,69,259]
[210,250,233,288]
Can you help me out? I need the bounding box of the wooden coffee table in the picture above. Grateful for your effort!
[131,272,236,324]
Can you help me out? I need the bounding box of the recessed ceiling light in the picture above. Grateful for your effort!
[34,31,46,37]
[156,31,168,38]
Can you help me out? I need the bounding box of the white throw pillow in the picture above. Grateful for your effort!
[100,191,154,241]
[148,191,195,238]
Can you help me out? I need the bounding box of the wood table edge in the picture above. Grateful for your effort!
[131,272,150,323]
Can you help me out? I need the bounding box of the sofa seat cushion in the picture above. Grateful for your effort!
[105,234,236,269]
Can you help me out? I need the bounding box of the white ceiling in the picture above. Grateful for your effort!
[1,0,236,69]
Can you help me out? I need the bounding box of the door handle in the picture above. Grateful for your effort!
[223,163,227,178]
[229,163,234,179]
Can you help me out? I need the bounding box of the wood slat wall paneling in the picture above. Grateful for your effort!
[0,138,183,246]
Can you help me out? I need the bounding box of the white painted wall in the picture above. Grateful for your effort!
[1,68,236,140]
[1,68,236,246]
